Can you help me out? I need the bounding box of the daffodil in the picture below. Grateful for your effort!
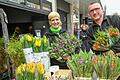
[36,63,45,80]
[16,66,22,75]
[16,64,26,80]
[20,34,33,48]
[33,37,43,53]
[37,63,45,74]
[35,37,41,47]
[27,35,32,42]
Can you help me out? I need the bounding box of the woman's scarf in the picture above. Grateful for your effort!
[50,26,62,33]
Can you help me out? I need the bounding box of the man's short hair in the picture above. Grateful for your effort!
[88,1,103,10]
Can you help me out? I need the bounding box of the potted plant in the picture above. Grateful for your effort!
[67,50,95,79]
[33,35,50,72]
[93,54,120,80]
[7,37,26,67]
[20,34,34,63]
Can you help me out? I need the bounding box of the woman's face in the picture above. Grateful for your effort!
[88,3,104,22]
[49,16,62,29]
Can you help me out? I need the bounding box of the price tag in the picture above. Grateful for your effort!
[49,66,59,73]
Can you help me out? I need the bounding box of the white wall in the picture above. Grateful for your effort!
[101,0,120,15]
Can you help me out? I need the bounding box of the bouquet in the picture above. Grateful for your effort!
[93,27,120,51]
[20,34,33,48]
[67,50,95,78]
[16,63,45,80]
[93,54,120,79]
[49,32,81,62]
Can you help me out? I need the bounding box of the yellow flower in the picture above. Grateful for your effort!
[35,37,41,47]
[16,64,26,76]
[27,35,32,42]
[16,66,22,75]
[28,63,36,73]
[21,64,26,72]
[37,63,45,74]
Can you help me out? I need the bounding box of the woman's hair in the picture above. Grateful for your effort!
[48,12,60,20]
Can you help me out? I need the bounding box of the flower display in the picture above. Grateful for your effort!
[93,27,120,51]
[67,50,95,78]
[20,34,33,48]
[49,32,81,62]
[16,63,45,80]
[93,54,120,79]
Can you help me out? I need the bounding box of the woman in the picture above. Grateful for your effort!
[45,12,67,69]
[45,11,66,43]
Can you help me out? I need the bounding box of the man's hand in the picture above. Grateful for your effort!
[104,50,114,54]
[116,53,120,57]
[104,50,120,57]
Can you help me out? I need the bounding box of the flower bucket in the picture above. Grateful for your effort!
[74,77,91,80]
[23,48,34,63]
[34,52,43,63]
[34,52,50,72]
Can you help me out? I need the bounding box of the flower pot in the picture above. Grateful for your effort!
[23,48,34,63]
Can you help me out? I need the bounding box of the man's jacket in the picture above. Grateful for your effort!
[81,15,120,54]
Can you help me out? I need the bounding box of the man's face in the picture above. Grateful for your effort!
[49,16,62,29]
[88,3,104,21]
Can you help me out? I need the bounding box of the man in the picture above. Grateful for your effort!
[81,2,120,55]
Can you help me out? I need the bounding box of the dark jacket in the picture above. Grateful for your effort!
[81,15,120,54]
[45,29,68,69]
[45,29,66,45]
